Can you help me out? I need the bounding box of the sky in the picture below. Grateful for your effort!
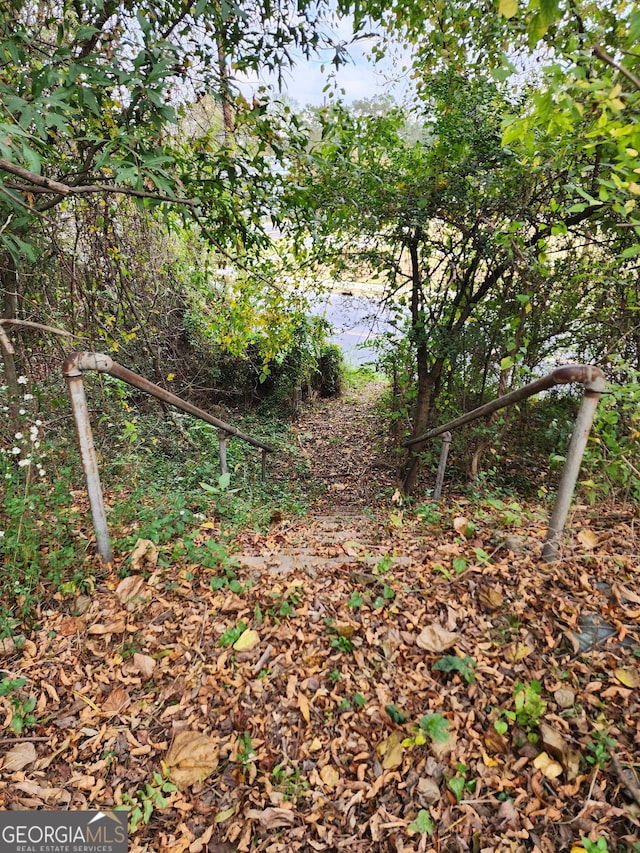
[238,21,413,108]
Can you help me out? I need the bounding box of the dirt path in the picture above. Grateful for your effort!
[289,377,399,511]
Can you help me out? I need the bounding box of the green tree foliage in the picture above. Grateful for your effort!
[286,75,631,491]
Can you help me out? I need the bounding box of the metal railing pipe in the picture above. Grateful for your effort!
[63,354,113,562]
[62,351,275,561]
[400,364,606,561]
[402,365,604,447]
[541,371,606,561]
[433,432,451,503]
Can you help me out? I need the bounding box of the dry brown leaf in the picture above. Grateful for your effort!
[484,728,508,754]
[539,724,581,780]
[233,629,260,652]
[453,516,474,538]
[58,616,82,637]
[504,641,533,662]
[87,619,126,636]
[4,742,37,771]
[533,751,563,779]
[431,730,457,761]
[554,688,575,709]
[133,652,156,678]
[101,685,131,717]
[0,636,16,656]
[245,807,295,828]
[115,574,150,605]
[319,764,340,788]
[130,538,159,571]
[614,667,639,688]
[165,730,219,790]
[213,807,237,824]
[377,731,404,770]
[612,582,640,605]
[416,624,458,653]
[298,693,310,724]
[479,587,504,612]
[577,529,599,550]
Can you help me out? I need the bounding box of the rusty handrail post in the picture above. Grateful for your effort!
[432,431,451,503]
[63,351,275,561]
[402,364,606,559]
[542,371,606,562]
[63,353,113,562]
[218,430,228,476]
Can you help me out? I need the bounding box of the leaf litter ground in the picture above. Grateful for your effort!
[1,379,639,853]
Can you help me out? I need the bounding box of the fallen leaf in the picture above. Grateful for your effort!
[133,652,156,678]
[554,688,575,709]
[377,732,404,770]
[577,529,599,550]
[416,624,459,653]
[87,619,126,636]
[533,751,563,779]
[614,667,639,688]
[214,807,237,824]
[58,616,82,637]
[101,685,131,717]
[504,641,533,662]
[115,575,149,605]
[130,538,159,571]
[319,764,340,788]
[245,807,295,828]
[453,516,475,538]
[4,742,37,771]
[298,693,311,724]
[538,723,580,778]
[479,587,504,612]
[165,731,219,790]
[233,629,260,652]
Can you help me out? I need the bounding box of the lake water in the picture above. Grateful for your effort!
[312,286,396,366]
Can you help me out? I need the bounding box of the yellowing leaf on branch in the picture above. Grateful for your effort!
[498,0,518,19]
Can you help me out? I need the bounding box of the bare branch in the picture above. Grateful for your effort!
[593,44,640,91]
[0,318,75,338]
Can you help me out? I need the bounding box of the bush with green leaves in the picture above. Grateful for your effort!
[581,363,640,503]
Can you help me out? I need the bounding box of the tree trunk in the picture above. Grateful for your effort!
[1,254,23,437]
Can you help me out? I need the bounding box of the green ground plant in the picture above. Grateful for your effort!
[0,676,37,734]
[121,772,177,834]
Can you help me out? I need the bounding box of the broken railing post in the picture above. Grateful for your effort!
[541,370,606,562]
[63,353,113,562]
[433,431,451,503]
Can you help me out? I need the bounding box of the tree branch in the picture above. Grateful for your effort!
[593,44,640,91]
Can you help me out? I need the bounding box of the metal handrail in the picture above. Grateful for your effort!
[63,351,275,562]
[402,364,607,562]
